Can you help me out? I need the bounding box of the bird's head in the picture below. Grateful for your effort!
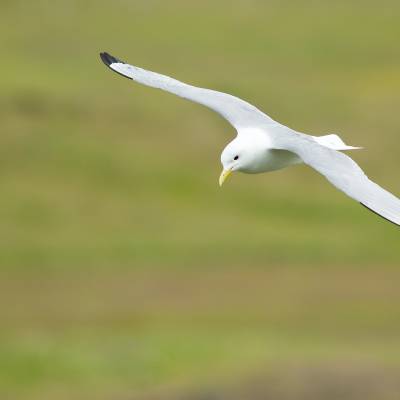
[219,137,262,186]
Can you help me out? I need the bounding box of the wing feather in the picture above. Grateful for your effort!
[272,129,400,226]
[100,52,275,129]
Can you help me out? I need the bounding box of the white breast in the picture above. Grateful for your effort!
[238,127,302,174]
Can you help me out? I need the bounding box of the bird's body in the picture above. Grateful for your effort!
[244,148,302,174]
[221,128,302,174]
[100,52,400,227]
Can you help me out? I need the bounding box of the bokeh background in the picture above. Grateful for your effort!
[1,1,400,399]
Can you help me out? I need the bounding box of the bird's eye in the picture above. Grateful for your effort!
[234,155,239,160]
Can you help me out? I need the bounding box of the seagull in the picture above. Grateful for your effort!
[100,52,400,227]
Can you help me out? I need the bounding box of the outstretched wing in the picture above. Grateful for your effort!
[100,52,275,130]
[272,128,400,226]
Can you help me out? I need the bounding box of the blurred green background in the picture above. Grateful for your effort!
[1,1,400,399]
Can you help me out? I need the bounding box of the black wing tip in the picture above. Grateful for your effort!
[99,52,132,80]
[99,51,124,67]
[360,203,400,227]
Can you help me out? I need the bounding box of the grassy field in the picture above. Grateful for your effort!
[1,1,400,399]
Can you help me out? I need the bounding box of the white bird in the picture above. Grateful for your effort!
[100,52,400,227]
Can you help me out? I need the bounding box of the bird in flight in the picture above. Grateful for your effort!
[100,52,400,227]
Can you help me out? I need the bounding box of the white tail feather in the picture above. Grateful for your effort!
[314,134,362,151]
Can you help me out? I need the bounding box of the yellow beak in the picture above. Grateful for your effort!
[219,169,232,186]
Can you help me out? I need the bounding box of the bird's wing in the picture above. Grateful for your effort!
[100,52,276,130]
[271,128,400,226]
